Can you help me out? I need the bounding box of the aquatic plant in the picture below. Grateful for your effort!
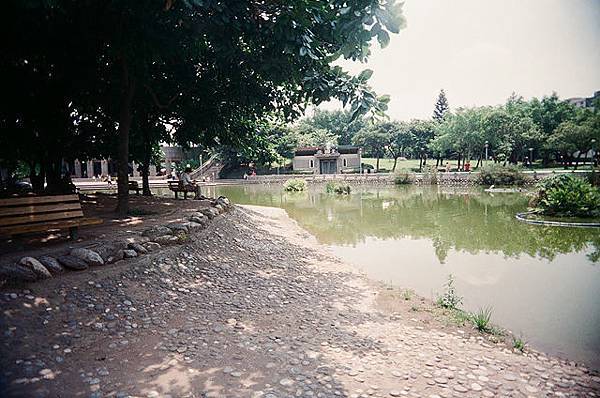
[393,168,413,185]
[512,336,526,352]
[477,163,526,186]
[436,274,463,310]
[531,174,600,217]
[471,306,493,332]
[325,182,351,195]
[283,178,307,192]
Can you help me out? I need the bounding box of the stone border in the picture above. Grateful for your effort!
[0,196,233,286]
[515,210,600,228]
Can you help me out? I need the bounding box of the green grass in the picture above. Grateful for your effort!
[471,306,493,332]
[513,336,526,352]
[361,158,597,173]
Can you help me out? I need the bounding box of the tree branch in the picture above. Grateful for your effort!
[144,84,179,109]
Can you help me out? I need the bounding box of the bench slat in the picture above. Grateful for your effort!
[0,202,82,217]
[0,210,84,227]
[0,217,102,236]
[0,194,79,207]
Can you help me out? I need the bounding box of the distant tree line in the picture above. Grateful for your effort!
[254,90,599,172]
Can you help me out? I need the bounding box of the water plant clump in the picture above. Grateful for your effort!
[436,274,463,309]
[325,182,351,195]
[283,178,307,192]
[471,306,493,332]
[393,169,414,185]
[477,163,526,186]
[530,174,600,218]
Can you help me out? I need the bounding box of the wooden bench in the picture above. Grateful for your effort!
[128,180,141,195]
[0,194,103,239]
[167,180,197,199]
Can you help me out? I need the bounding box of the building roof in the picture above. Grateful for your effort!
[294,145,360,156]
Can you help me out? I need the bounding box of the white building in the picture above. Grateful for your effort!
[292,145,361,174]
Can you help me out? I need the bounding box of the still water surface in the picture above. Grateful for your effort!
[205,184,600,369]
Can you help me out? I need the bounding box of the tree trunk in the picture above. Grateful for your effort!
[457,153,461,171]
[392,157,398,172]
[116,59,135,218]
[376,156,380,172]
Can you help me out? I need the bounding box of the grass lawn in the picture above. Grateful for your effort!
[361,157,598,172]
[362,158,459,171]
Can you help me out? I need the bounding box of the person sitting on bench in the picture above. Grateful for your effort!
[180,165,201,199]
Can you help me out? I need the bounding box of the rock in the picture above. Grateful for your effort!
[199,208,218,219]
[38,256,64,274]
[186,221,204,231]
[123,250,138,258]
[153,235,180,245]
[216,196,230,206]
[57,255,88,271]
[128,242,148,254]
[106,250,125,264]
[143,242,161,252]
[142,225,172,239]
[70,248,104,266]
[18,257,52,279]
[94,242,127,262]
[0,264,38,283]
[169,223,189,234]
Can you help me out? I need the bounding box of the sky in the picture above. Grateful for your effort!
[319,0,600,121]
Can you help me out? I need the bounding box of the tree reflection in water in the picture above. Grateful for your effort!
[217,185,600,264]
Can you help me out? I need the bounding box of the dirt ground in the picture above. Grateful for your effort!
[0,193,211,261]
[0,200,599,397]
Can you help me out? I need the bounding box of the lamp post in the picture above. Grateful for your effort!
[528,147,533,168]
[591,139,597,168]
[484,141,489,163]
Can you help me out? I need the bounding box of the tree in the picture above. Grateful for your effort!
[433,89,450,122]
[296,109,366,146]
[353,123,392,171]
[547,111,600,169]
[387,122,413,171]
[2,0,406,215]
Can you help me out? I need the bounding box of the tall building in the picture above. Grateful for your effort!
[567,90,600,108]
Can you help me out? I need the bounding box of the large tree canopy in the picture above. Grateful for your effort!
[1,0,406,213]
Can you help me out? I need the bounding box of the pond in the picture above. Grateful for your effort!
[206,184,600,370]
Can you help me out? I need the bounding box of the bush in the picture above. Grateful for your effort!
[477,163,525,186]
[393,168,413,185]
[283,178,307,192]
[325,182,351,195]
[436,274,462,310]
[531,174,600,217]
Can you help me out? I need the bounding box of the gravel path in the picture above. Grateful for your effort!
[1,205,598,397]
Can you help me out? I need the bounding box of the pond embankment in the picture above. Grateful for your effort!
[1,204,598,397]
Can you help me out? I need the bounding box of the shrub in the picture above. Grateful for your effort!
[436,274,462,309]
[393,168,414,185]
[283,178,307,192]
[471,306,493,332]
[531,174,600,217]
[477,163,525,186]
[325,182,351,195]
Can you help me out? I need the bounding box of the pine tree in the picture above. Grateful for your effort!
[433,89,450,122]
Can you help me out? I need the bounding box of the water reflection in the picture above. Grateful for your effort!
[213,185,600,264]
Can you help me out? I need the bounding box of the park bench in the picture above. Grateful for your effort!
[0,194,103,239]
[128,180,141,195]
[167,180,197,199]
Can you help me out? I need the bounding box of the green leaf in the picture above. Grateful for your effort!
[377,30,390,48]
[358,69,374,82]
